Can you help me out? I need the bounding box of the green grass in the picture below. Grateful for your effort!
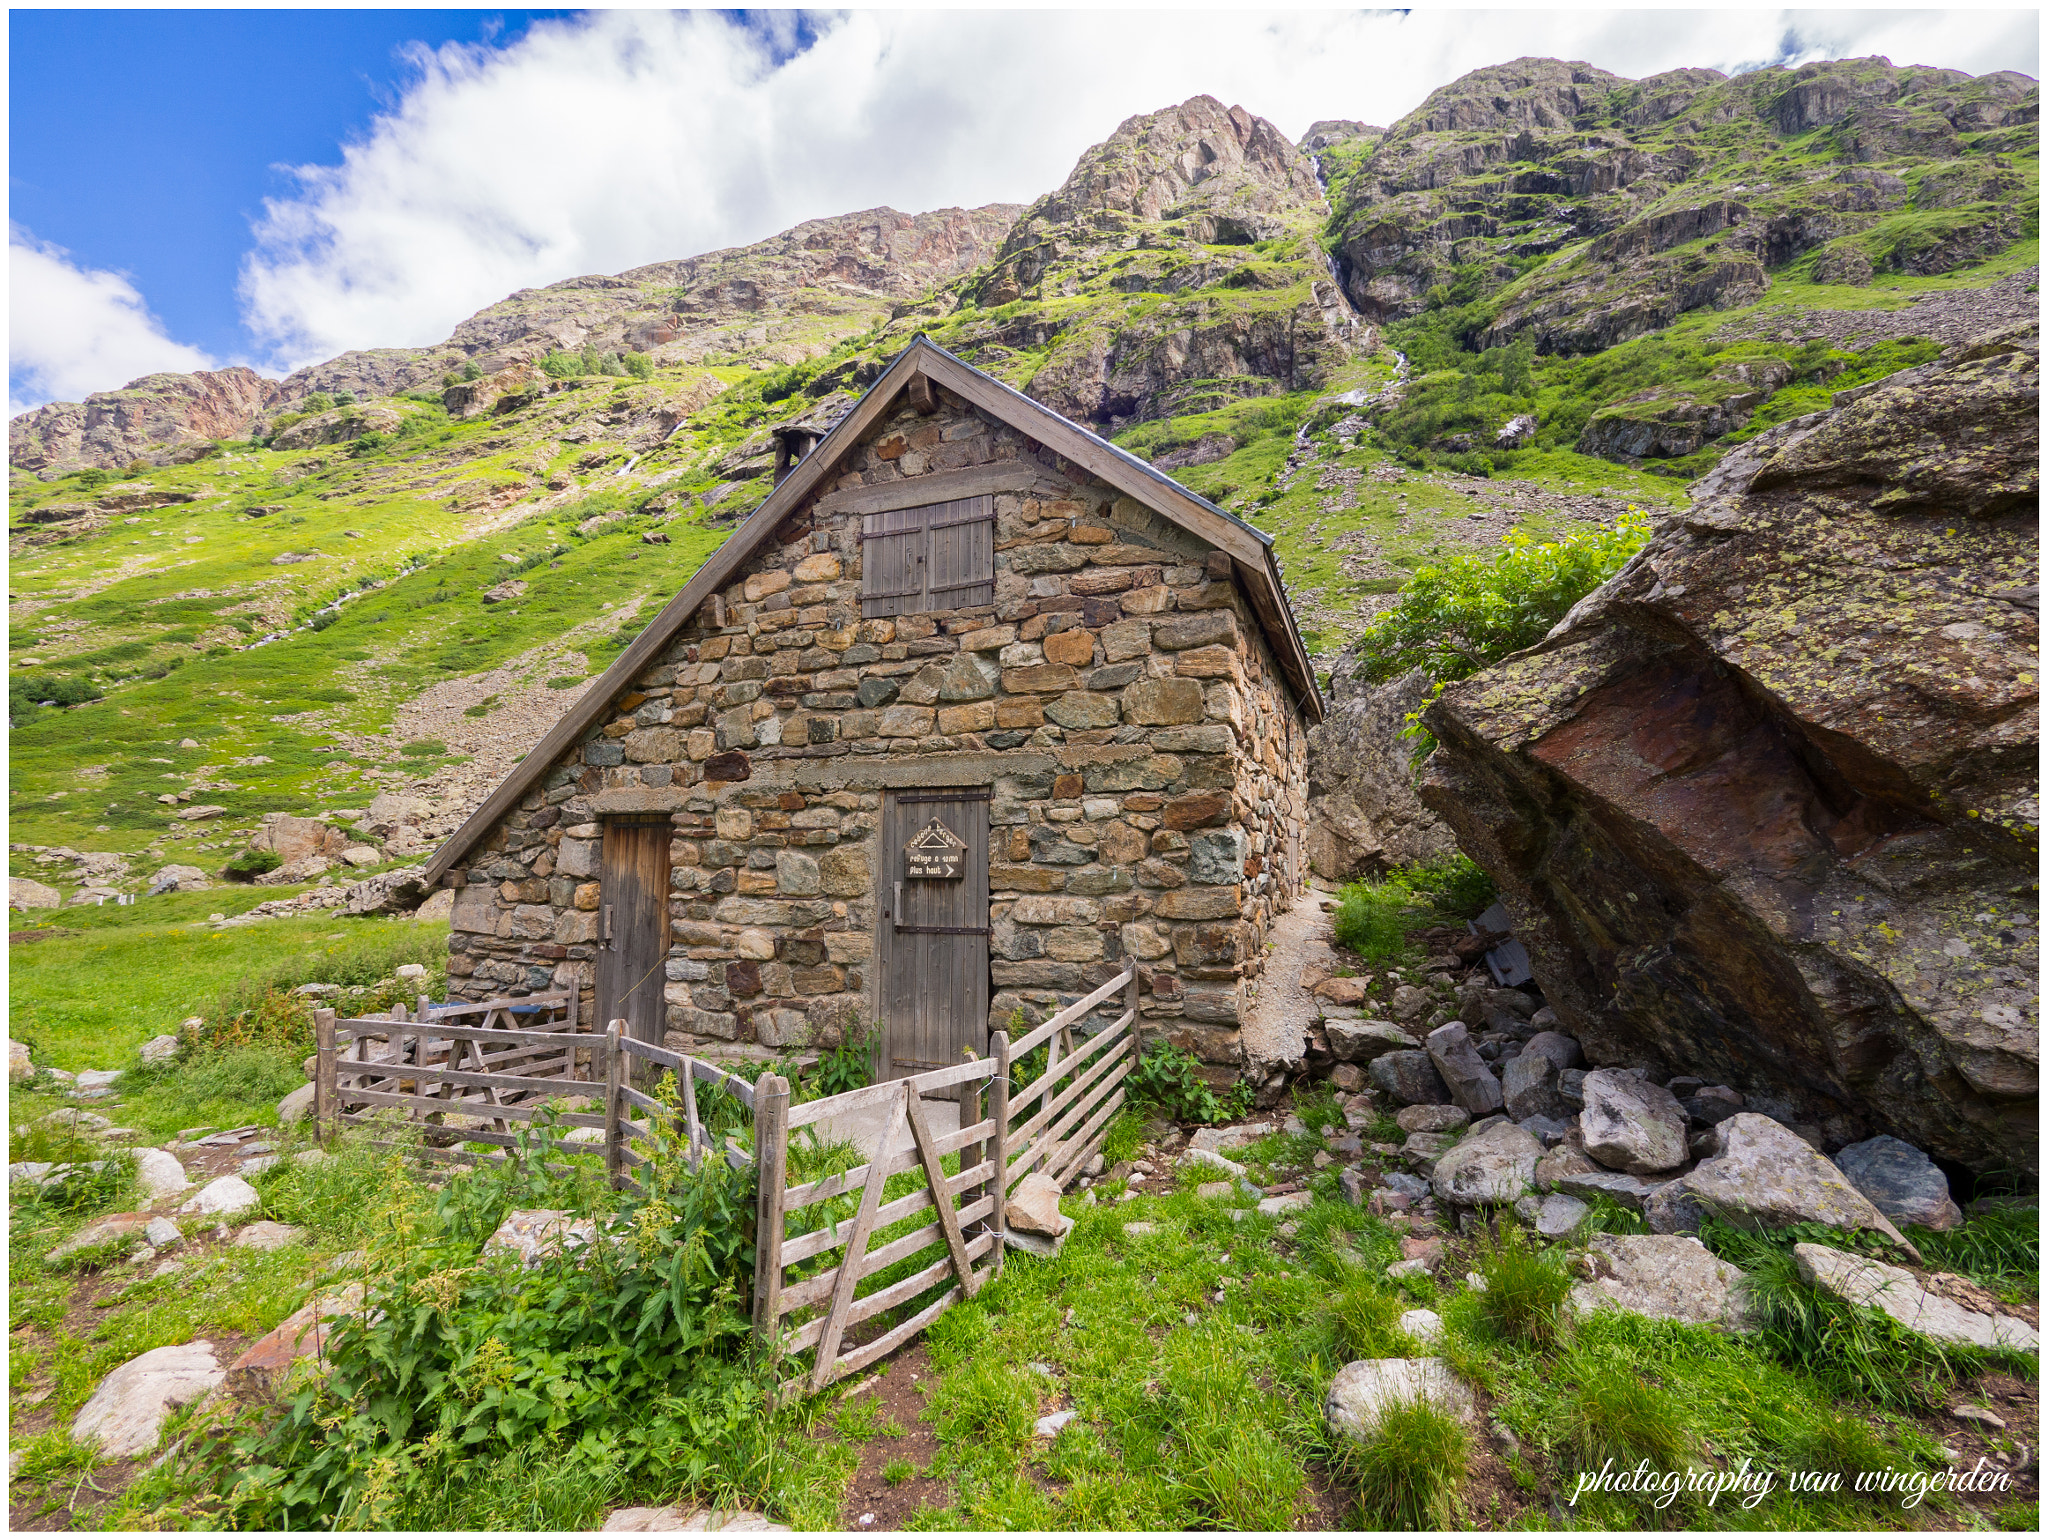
[9,901,448,1071]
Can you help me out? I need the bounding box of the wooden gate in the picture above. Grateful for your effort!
[755,962,1139,1397]
[596,817,672,1047]
[876,787,989,1079]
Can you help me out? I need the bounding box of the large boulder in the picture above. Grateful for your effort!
[72,1342,224,1459]
[343,865,429,915]
[10,877,62,909]
[1305,665,1458,880]
[1830,1135,1963,1231]
[1794,1243,2037,1351]
[1577,1070,1689,1175]
[1430,1120,1542,1206]
[1419,327,2040,1178]
[1683,1114,1920,1259]
[252,814,348,866]
[1569,1233,1756,1330]
[1501,1051,1573,1121]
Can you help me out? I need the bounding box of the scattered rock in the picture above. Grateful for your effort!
[1195,1181,1233,1200]
[1395,1104,1470,1136]
[1832,1135,1963,1231]
[1644,1179,1711,1235]
[1551,1170,1661,1213]
[1794,1242,2037,1351]
[137,1034,180,1064]
[1035,1408,1078,1438]
[233,1221,307,1252]
[1399,1308,1444,1346]
[1501,1052,1574,1121]
[601,1507,793,1532]
[1569,1233,1756,1331]
[1183,1147,1247,1180]
[1325,1358,1478,1443]
[1431,1120,1542,1206]
[10,877,62,910]
[1368,1050,1451,1106]
[1325,1019,1419,1064]
[1952,1404,2006,1430]
[144,1217,183,1250]
[1686,1114,1921,1261]
[1578,1070,1689,1175]
[277,1082,317,1125]
[1426,1022,1504,1115]
[75,1069,123,1091]
[1257,1193,1312,1217]
[46,1214,152,1263]
[179,1175,262,1220]
[1121,1221,1160,1237]
[71,1342,224,1459]
[483,1208,599,1267]
[8,1039,31,1080]
[225,1284,367,1400]
[1514,1192,1589,1238]
[1005,1173,1067,1237]
[134,1148,194,1202]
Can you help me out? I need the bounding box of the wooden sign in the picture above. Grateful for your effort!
[904,818,967,880]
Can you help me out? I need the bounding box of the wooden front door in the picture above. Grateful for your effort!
[595,817,672,1045]
[877,787,990,1079]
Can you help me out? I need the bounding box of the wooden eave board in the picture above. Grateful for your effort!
[423,336,1322,884]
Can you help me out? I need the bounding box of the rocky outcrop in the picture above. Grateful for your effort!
[935,96,1366,429]
[1325,55,2035,347]
[10,366,284,475]
[1419,326,2039,1177]
[271,404,404,450]
[1306,663,1456,879]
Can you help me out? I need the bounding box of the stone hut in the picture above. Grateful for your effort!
[423,337,1323,1085]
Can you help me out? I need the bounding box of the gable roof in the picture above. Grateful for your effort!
[422,335,1323,884]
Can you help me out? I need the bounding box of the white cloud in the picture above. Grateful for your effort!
[227,7,2048,370]
[9,226,220,412]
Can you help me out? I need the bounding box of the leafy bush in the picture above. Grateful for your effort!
[1127,1041,1248,1125]
[1353,509,1651,692]
[222,848,283,882]
[9,672,103,726]
[302,392,335,414]
[401,738,447,757]
[223,1107,766,1528]
[73,467,111,489]
[622,351,654,379]
[805,1017,879,1099]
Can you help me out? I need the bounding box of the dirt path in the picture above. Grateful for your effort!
[1241,887,1337,1081]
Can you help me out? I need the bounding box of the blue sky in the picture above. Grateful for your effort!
[9,8,2039,413]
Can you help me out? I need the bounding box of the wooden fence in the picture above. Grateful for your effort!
[753,961,1140,1396]
[313,964,1142,1400]
[312,996,760,1179]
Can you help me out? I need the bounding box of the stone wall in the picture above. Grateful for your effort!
[446,383,1313,1078]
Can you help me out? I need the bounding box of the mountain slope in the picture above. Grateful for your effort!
[8,62,2037,884]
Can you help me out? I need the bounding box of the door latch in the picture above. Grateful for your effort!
[602,904,614,950]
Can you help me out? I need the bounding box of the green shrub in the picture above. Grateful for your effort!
[222,1109,764,1528]
[1330,879,1424,964]
[622,351,654,379]
[302,392,335,414]
[804,1017,879,1099]
[400,738,447,757]
[222,848,283,882]
[1346,1397,1469,1529]
[1127,1041,1247,1125]
[9,672,103,726]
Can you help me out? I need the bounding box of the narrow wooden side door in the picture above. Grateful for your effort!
[876,788,990,1079]
[594,817,672,1045]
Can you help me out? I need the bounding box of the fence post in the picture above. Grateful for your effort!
[752,1071,790,1360]
[956,1066,983,1238]
[681,1059,703,1172]
[314,1009,338,1148]
[989,1030,1010,1280]
[603,1022,623,1189]
[1125,959,1140,1027]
